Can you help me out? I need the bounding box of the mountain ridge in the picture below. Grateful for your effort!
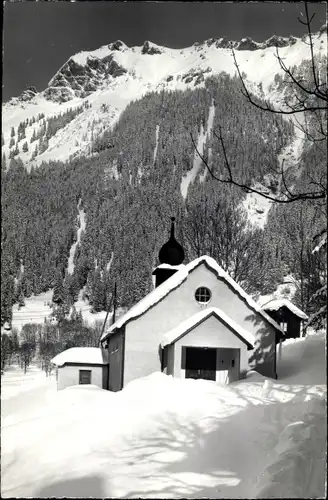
[2,24,326,172]
[4,24,327,106]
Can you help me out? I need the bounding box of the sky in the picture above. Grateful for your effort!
[2,1,327,101]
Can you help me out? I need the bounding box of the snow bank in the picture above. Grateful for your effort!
[51,347,108,367]
[1,330,325,498]
[255,396,326,499]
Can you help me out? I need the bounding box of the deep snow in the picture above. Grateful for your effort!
[1,329,326,498]
[10,289,110,332]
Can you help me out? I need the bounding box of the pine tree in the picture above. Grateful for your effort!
[76,309,83,325]
[92,269,105,312]
[10,127,15,137]
[22,141,28,153]
[30,129,36,143]
[2,153,6,172]
[31,144,38,160]
[9,137,15,148]
[70,304,78,322]
[18,290,25,309]
[52,271,65,305]
[1,274,15,327]
[39,136,48,154]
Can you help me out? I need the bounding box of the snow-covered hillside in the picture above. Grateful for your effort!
[180,101,215,198]
[67,199,86,275]
[1,329,326,498]
[2,29,326,170]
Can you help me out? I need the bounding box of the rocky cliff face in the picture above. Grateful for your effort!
[196,33,299,51]
[44,53,127,103]
[40,31,320,103]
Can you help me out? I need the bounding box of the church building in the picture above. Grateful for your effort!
[100,218,283,391]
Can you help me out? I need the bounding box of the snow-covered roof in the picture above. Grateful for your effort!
[312,232,327,254]
[51,347,108,367]
[101,255,283,341]
[161,307,254,349]
[262,299,309,320]
[153,263,186,271]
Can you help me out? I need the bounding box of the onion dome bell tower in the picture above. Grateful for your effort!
[152,217,185,288]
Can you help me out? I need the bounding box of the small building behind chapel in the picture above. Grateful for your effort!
[261,298,309,339]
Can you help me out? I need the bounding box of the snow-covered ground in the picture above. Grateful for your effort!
[242,185,274,229]
[153,124,160,164]
[242,119,306,229]
[1,329,326,498]
[11,291,54,331]
[180,101,215,199]
[10,289,110,332]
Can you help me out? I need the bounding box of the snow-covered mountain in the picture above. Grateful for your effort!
[2,28,327,169]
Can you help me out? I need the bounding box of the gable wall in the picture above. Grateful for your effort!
[124,263,277,385]
[172,315,248,378]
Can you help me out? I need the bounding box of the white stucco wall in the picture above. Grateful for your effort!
[57,364,103,391]
[172,315,248,379]
[123,263,276,385]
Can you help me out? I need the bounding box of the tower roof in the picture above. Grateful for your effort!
[158,217,185,266]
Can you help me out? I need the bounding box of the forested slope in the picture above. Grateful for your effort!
[1,75,325,326]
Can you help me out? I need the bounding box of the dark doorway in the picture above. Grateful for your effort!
[185,347,216,381]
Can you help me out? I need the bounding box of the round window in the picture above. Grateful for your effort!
[195,287,211,304]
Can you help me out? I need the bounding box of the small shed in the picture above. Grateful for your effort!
[160,307,254,384]
[51,347,109,391]
[262,299,308,340]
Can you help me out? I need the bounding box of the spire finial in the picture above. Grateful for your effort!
[158,216,184,265]
[170,216,175,238]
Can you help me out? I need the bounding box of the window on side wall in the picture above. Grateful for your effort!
[79,369,92,384]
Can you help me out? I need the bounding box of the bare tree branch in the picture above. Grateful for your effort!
[191,2,326,205]
[190,128,326,203]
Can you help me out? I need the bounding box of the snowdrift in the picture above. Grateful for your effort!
[1,330,326,498]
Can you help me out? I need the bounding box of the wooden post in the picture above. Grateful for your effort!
[278,337,282,366]
[112,282,117,325]
[98,281,117,345]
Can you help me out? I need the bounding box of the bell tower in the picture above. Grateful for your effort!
[152,217,185,288]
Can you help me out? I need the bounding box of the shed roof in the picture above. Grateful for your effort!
[101,255,283,342]
[51,347,108,367]
[262,298,309,320]
[160,307,254,349]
